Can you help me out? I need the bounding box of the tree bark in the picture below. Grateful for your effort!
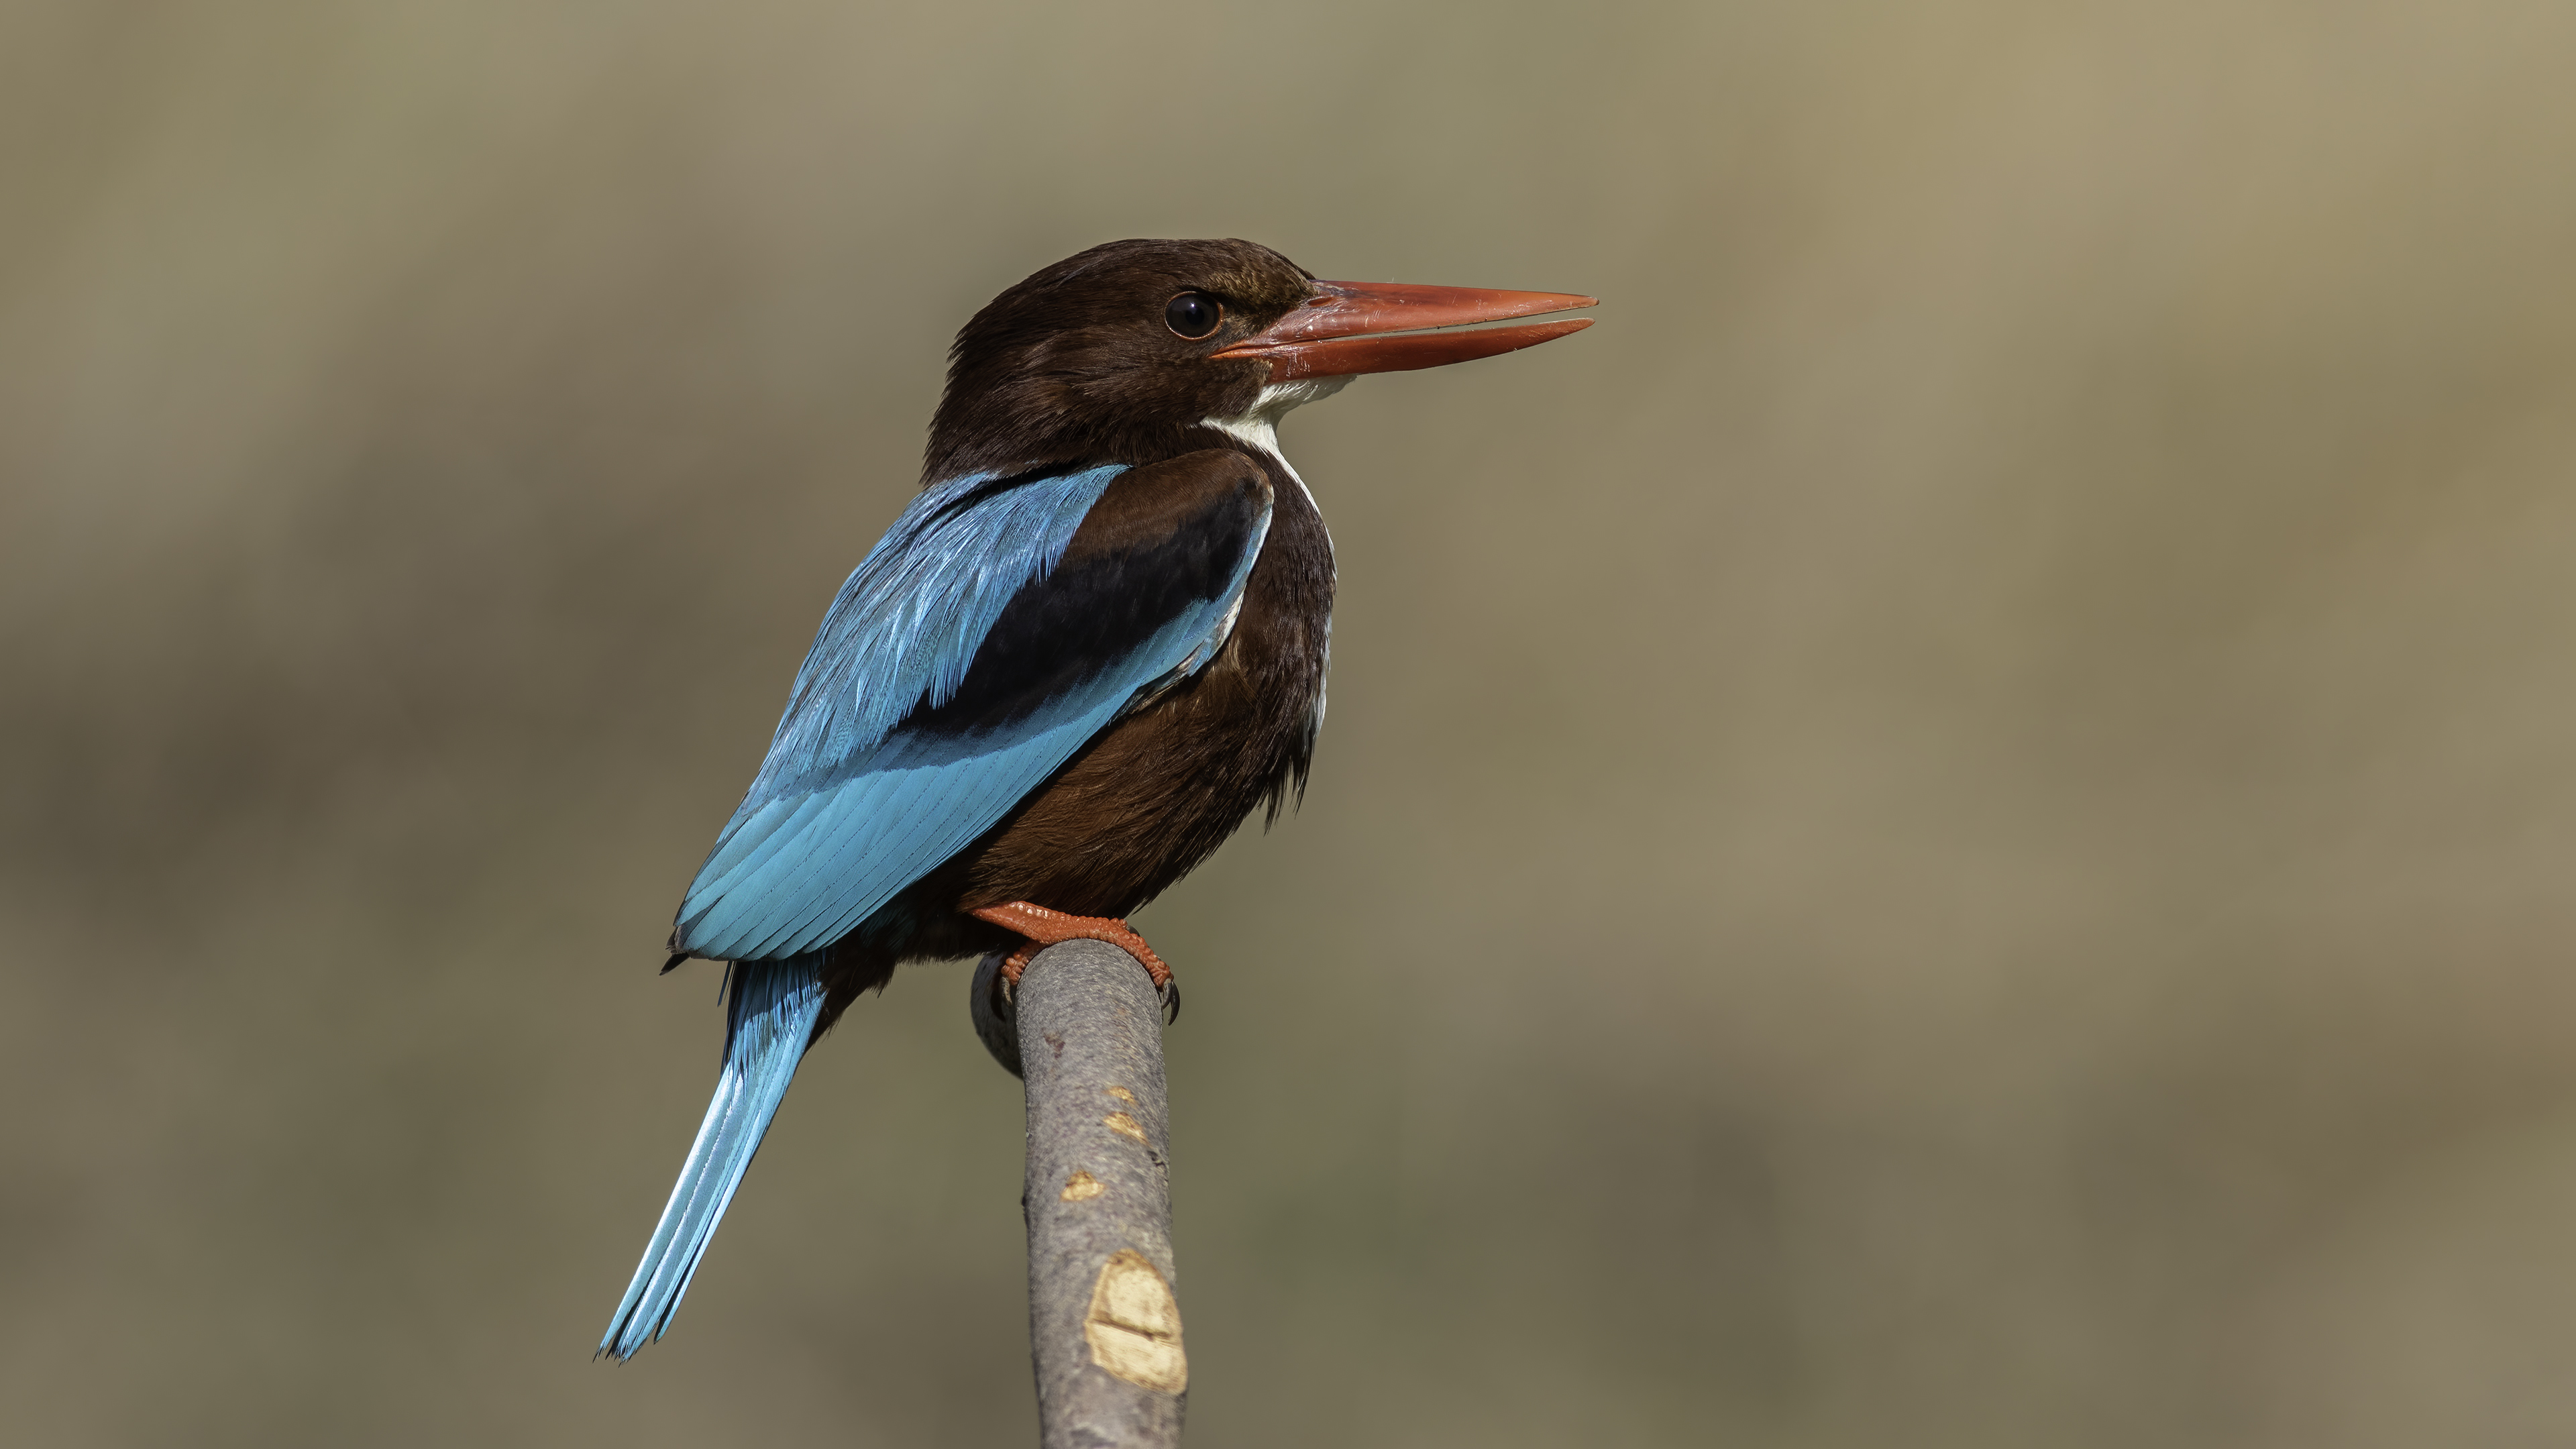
[973,941,1187,1448]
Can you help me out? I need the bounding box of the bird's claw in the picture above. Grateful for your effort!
[971,901,1178,1020]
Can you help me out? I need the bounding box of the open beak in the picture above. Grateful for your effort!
[1212,280,1596,381]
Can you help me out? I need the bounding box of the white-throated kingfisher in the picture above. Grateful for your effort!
[600,239,1593,1358]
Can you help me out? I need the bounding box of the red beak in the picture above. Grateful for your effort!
[1212,280,1596,381]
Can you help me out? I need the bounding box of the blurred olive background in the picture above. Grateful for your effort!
[7,1,2576,1444]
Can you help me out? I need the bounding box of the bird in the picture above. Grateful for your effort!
[599,237,1593,1358]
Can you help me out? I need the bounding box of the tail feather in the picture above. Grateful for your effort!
[600,956,828,1360]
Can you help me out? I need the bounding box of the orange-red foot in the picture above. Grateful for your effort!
[970,902,1173,994]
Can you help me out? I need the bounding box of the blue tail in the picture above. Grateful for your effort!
[600,957,828,1359]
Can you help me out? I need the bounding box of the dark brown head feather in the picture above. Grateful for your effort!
[924,239,1317,484]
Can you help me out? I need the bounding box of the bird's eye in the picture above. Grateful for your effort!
[1164,291,1222,339]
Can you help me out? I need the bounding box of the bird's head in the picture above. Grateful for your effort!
[925,238,1593,482]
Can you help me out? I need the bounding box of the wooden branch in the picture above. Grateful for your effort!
[973,941,1187,1448]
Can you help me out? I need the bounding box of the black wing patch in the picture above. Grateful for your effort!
[904,449,1273,739]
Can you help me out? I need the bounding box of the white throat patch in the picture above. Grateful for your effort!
[1201,377,1352,466]
[1201,378,1339,739]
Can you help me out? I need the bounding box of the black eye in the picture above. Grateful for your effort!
[1164,291,1222,339]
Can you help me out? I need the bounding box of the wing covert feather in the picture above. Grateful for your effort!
[676,453,1273,961]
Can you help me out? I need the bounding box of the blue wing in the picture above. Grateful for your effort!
[672,460,1271,962]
